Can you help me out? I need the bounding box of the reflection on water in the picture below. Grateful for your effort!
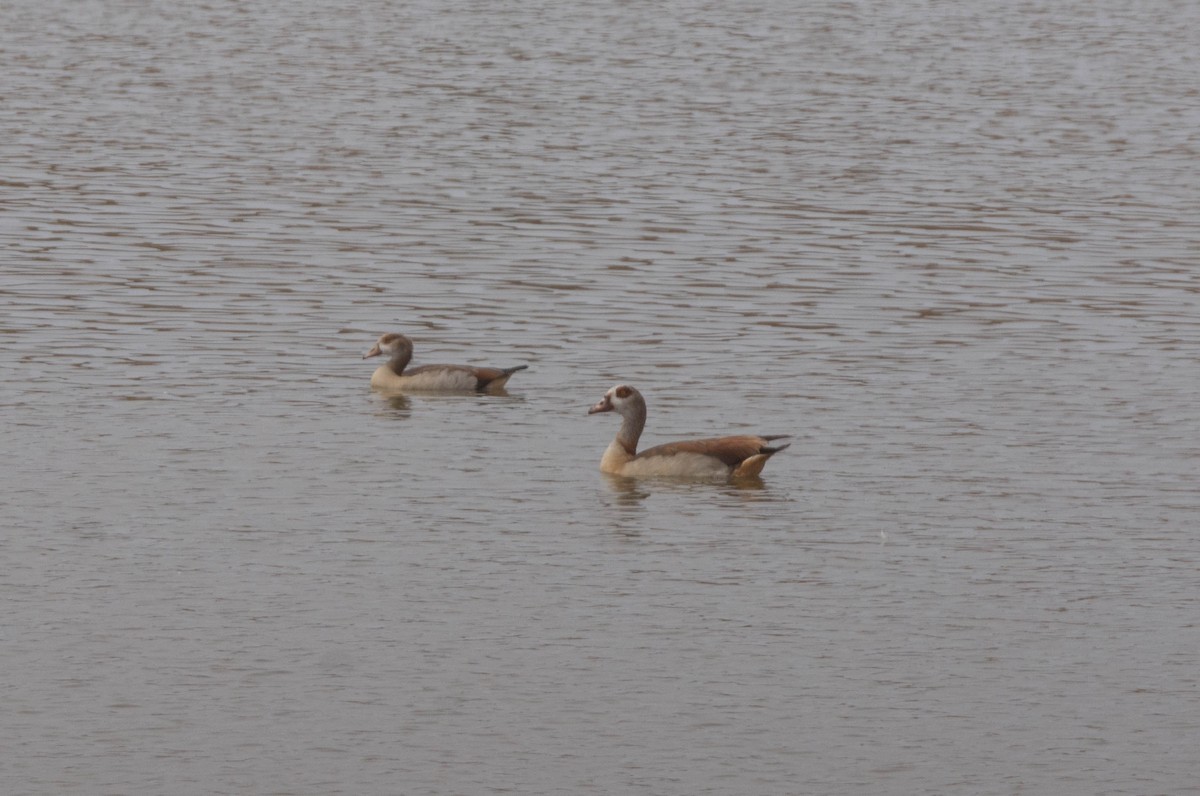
[601,471,773,503]
[3,0,1199,794]
[370,387,527,414]
[600,472,654,507]
[379,393,412,415]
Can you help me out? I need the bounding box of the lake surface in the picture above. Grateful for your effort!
[3,0,1199,793]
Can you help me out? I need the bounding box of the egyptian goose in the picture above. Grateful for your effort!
[587,384,790,479]
[362,333,527,393]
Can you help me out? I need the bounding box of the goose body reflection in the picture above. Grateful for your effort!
[588,384,789,480]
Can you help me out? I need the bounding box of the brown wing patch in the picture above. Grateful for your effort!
[637,435,777,468]
[470,367,506,390]
[474,364,527,390]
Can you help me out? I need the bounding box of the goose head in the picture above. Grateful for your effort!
[588,384,644,417]
[363,333,413,360]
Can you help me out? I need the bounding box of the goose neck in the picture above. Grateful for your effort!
[387,345,412,375]
[616,403,645,456]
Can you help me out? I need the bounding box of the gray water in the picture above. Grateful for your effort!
[3,1,1199,793]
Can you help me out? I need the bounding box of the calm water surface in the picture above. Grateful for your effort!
[3,1,1199,793]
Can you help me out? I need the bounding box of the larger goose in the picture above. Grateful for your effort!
[588,384,789,479]
[363,333,527,393]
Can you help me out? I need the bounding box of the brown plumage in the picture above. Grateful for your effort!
[362,333,527,393]
[587,384,789,479]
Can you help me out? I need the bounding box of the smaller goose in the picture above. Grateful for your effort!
[588,384,790,479]
[363,333,527,393]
